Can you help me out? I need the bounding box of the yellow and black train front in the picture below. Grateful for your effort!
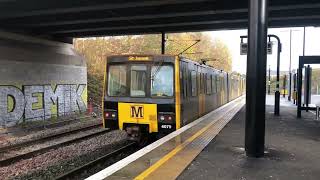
[102,55,180,137]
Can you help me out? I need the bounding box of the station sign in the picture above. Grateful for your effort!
[240,42,273,55]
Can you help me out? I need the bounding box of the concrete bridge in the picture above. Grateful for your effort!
[0,31,87,126]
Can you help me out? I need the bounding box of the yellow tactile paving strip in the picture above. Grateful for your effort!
[104,97,245,180]
[137,102,244,180]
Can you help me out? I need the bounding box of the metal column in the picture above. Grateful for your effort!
[304,65,312,112]
[297,57,303,117]
[245,0,268,157]
[288,30,292,101]
[161,32,166,54]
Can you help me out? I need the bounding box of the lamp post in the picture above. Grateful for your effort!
[270,34,282,116]
[240,34,281,116]
[280,28,303,101]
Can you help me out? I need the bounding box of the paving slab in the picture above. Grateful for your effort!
[179,105,320,180]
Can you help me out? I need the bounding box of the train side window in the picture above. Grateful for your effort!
[191,71,197,96]
[212,75,217,93]
[221,77,224,91]
[180,68,184,99]
[200,73,205,94]
[199,73,202,94]
[216,76,221,92]
[203,73,206,94]
[206,74,212,94]
[182,64,188,99]
[197,71,200,95]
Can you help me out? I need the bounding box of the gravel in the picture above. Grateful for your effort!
[0,118,101,148]
[0,126,105,162]
[0,130,127,180]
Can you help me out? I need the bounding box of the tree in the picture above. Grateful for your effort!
[74,32,233,105]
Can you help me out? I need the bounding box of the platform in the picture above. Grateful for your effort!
[179,104,320,180]
[87,95,320,180]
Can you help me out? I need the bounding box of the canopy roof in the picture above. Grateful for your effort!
[0,0,319,38]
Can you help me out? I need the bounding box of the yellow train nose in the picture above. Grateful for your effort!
[118,103,158,133]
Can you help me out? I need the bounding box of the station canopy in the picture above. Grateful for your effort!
[0,0,320,39]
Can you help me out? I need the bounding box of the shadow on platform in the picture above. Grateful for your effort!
[179,105,320,180]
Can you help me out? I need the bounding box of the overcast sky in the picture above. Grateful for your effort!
[209,27,320,74]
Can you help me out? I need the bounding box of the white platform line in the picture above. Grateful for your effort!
[86,96,244,180]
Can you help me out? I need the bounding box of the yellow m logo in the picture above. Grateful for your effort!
[130,105,144,118]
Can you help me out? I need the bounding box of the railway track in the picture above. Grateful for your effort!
[0,123,111,167]
[22,114,100,131]
[55,142,137,180]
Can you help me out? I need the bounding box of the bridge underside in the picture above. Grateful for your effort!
[0,0,319,157]
[0,0,320,41]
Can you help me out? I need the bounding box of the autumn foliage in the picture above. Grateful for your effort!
[73,32,232,104]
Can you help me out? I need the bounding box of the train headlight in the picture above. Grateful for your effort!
[158,113,175,122]
[105,110,117,119]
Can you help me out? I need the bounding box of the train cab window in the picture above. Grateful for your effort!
[191,71,197,96]
[130,65,147,97]
[108,65,127,96]
[151,65,173,97]
[206,74,212,94]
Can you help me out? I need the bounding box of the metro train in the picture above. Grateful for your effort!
[102,55,245,143]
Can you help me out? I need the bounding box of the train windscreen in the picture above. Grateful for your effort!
[107,63,174,98]
[151,65,174,97]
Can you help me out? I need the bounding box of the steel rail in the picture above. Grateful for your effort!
[55,142,137,180]
[0,122,103,153]
[0,127,111,167]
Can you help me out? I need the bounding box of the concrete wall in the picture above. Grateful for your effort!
[0,32,87,126]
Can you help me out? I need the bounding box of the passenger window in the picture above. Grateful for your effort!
[206,74,212,94]
[183,66,188,98]
[216,76,221,92]
[212,75,217,93]
[221,77,225,91]
[220,77,224,91]
[180,69,184,98]
[200,73,205,94]
[191,71,197,96]
[202,73,205,94]
[197,72,200,95]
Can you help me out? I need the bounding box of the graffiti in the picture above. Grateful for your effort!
[0,84,87,125]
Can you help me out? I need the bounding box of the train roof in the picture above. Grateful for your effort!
[107,54,240,76]
[180,56,228,75]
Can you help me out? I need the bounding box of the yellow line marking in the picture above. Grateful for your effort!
[134,104,237,180]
